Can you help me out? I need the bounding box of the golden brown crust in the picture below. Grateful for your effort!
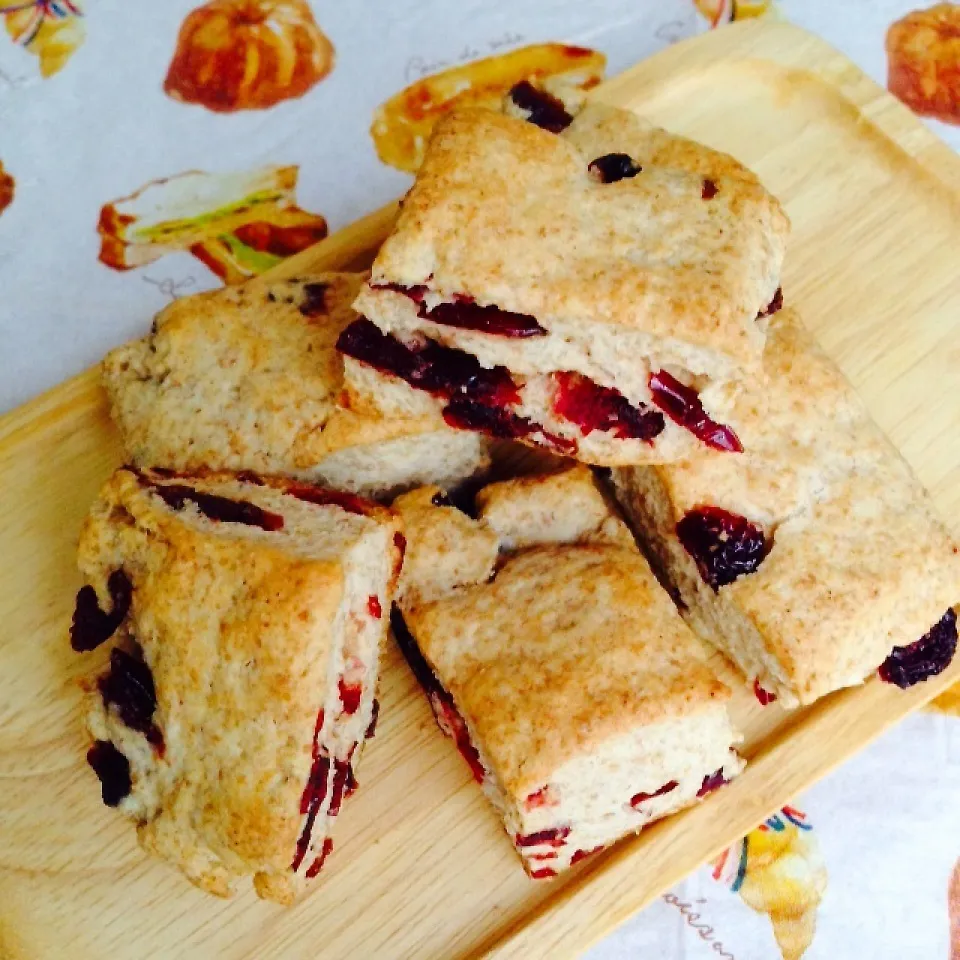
[77,467,400,902]
[363,105,788,375]
[615,310,960,703]
[407,545,728,798]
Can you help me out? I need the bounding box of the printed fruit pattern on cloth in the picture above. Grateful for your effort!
[164,0,334,112]
[370,42,606,173]
[694,0,774,27]
[887,3,960,124]
[0,162,13,216]
[712,807,827,960]
[1,0,83,77]
[97,166,327,284]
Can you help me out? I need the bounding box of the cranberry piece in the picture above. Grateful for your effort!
[508,80,573,133]
[524,785,559,811]
[305,837,334,879]
[677,506,768,591]
[529,851,558,861]
[87,741,131,807]
[328,756,354,818]
[98,648,163,748]
[758,287,783,319]
[697,769,728,797]
[367,595,382,619]
[284,482,370,516]
[70,568,133,652]
[394,532,407,556]
[293,753,329,871]
[629,780,678,808]
[515,826,571,848]
[151,484,284,531]
[442,397,537,441]
[648,371,742,452]
[365,698,380,739]
[420,299,547,339]
[588,153,642,183]
[235,470,265,486]
[879,609,958,688]
[298,282,329,317]
[431,491,453,508]
[338,679,363,716]
[553,371,664,443]
[754,679,777,705]
[344,764,359,799]
[702,179,718,200]
[530,868,558,880]
[571,846,603,865]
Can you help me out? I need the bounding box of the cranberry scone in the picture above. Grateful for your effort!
[610,310,960,708]
[70,466,404,903]
[340,103,789,465]
[102,272,489,499]
[392,466,743,876]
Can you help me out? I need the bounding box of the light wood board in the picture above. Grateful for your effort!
[3,18,960,960]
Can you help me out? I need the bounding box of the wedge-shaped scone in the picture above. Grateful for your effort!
[103,273,489,499]
[392,467,743,876]
[341,103,789,466]
[70,467,404,903]
[611,310,960,708]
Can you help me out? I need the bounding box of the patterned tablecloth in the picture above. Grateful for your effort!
[2,1,959,957]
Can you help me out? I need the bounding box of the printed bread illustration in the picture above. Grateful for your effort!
[3,0,85,77]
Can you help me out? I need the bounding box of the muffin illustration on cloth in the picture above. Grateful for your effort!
[0,162,13,217]
[97,166,327,284]
[694,0,772,27]
[371,42,605,173]
[887,3,960,125]
[713,807,827,960]
[2,0,85,77]
[164,0,334,112]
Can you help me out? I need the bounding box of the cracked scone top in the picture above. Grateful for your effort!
[393,466,743,876]
[102,272,489,499]
[341,102,789,466]
[71,467,404,903]
[611,310,960,707]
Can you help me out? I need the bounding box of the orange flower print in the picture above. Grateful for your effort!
[2,0,85,77]
[693,0,772,27]
[887,3,960,125]
[164,0,334,113]
[97,166,327,285]
[371,42,605,173]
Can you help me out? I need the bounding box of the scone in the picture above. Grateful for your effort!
[340,102,789,466]
[610,310,960,708]
[102,273,489,499]
[392,467,743,876]
[70,467,404,903]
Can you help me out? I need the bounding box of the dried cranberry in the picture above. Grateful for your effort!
[758,287,783,319]
[394,532,407,556]
[98,648,163,748]
[235,470,265,486]
[553,371,664,443]
[367,595,382,619]
[702,179,718,200]
[328,756,354,818]
[420,299,547,339]
[338,679,363,715]
[629,780,678,808]
[87,741,131,807]
[677,506,768,591]
[299,282,329,317]
[70,569,132,652]
[588,153,642,183]
[571,846,603,865]
[515,826,571,848]
[431,491,453,508]
[529,851,558,861]
[509,80,573,133]
[365,698,380,739]
[345,764,359,798]
[151,484,284,531]
[530,868,558,880]
[697,769,728,797]
[293,753,329,871]
[754,679,777,705]
[442,397,537,441]
[879,609,958,688]
[285,483,369,516]
[648,371,742,452]
[305,836,334,879]
[524,785,559,811]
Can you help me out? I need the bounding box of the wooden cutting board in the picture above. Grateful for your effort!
[3,18,960,960]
